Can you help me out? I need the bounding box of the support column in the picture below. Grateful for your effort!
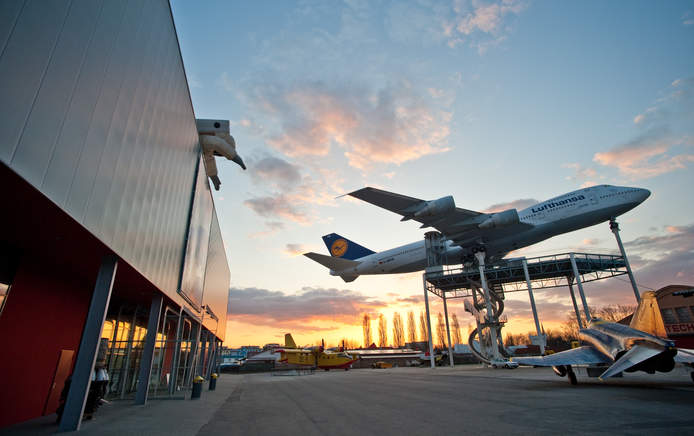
[476,252,500,361]
[522,259,544,354]
[610,219,640,302]
[570,253,592,321]
[471,286,486,359]
[59,255,117,432]
[206,336,216,376]
[168,310,185,395]
[422,276,436,368]
[567,278,584,329]
[135,294,163,405]
[442,294,454,367]
[185,318,202,387]
[119,307,139,399]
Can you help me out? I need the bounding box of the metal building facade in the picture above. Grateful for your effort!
[0,0,231,429]
[0,0,200,303]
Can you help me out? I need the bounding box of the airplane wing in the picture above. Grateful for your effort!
[277,349,311,354]
[512,346,611,367]
[348,187,533,250]
[675,348,694,364]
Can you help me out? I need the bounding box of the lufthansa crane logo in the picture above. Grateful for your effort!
[330,239,348,257]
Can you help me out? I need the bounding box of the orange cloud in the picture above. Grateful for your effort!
[593,131,694,180]
[284,243,308,256]
[247,81,451,170]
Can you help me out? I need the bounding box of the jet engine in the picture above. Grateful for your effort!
[414,196,455,218]
[478,208,520,229]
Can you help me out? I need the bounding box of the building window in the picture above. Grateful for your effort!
[661,308,677,324]
[675,307,692,323]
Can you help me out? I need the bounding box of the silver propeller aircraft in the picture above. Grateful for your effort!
[304,184,650,282]
[512,292,694,384]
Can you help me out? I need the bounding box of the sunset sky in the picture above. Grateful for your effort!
[170,0,694,348]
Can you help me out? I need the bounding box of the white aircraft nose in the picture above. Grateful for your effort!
[638,189,651,202]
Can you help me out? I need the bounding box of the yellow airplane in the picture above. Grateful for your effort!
[276,334,358,371]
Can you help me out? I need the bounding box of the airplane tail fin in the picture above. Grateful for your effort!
[322,233,375,260]
[629,291,667,338]
[285,333,297,349]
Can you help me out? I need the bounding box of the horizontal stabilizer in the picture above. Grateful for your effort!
[599,345,662,379]
[674,348,694,364]
[304,252,360,272]
[512,346,610,367]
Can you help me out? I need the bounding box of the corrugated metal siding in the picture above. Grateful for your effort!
[202,212,230,341]
[0,0,200,298]
[179,156,213,309]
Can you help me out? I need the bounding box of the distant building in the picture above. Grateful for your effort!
[654,285,694,348]
[406,341,430,351]
[618,285,694,348]
[222,346,262,360]
[0,1,231,430]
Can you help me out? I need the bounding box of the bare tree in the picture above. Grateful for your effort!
[561,304,636,341]
[378,313,388,347]
[419,311,429,344]
[340,338,359,349]
[407,311,417,344]
[596,305,635,323]
[362,313,372,347]
[451,313,462,345]
[392,312,405,347]
[560,309,583,341]
[436,312,447,349]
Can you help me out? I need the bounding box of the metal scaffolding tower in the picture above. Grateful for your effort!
[422,240,633,365]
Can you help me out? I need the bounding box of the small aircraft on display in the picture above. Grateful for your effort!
[512,292,694,384]
[275,334,358,371]
[304,184,650,282]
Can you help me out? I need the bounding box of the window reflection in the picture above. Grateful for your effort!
[0,283,10,316]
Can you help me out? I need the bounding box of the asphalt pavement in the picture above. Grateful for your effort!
[4,365,694,435]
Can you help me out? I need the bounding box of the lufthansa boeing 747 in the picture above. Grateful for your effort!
[304,185,650,282]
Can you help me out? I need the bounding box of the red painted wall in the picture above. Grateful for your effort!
[0,256,92,427]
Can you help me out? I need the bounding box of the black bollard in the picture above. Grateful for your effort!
[209,373,218,391]
[191,376,204,399]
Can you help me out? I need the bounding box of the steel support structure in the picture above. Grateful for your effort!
[442,294,454,367]
[185,319,202,387]
[422,276,436,368]
[522,259,544,354]
[424,251,633,363]
[59,255,118,432]
[135,294,163,405]
[476,252,500,361]
[567,280,584,329]
[570,253,592,321]
[610,219,640,302]
[168,309,185,395]
[119,307,139,399]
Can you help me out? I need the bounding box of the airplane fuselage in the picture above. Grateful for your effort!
[581,320,676,373]
[329,185,650,279]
